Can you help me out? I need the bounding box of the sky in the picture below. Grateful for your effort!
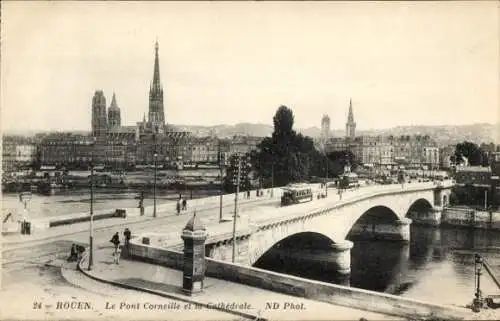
[1,1,499,133]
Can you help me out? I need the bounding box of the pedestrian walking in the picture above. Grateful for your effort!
[182,198,187,211]
[176,200,181,215]
[114,245,122,264]
[138,192,144,216]
[124,228,131,246]
[110,232,120,252]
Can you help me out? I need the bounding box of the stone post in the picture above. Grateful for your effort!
[393,218,412,242]
[181,212,208,295]
[330,240,354,275]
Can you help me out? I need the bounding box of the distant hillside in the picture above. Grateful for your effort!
[176,122,498,146]
[4,123,498,146]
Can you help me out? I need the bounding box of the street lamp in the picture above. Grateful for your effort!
[218,143,226,223]
[153,128,158,218]
[232,155,241,263]
[325,153,329,197]
[271,162,274,198]
[153,151,158,218]
[88,159,94,271]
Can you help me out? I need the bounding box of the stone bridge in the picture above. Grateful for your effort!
[204,182,452,274]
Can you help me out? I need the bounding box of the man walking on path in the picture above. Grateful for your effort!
[124,228,131,246]
[138,192,144,216]
[110,232,120,251]
[110,232,121,264]
[176,199,181,215]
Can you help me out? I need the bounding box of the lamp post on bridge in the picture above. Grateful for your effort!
[325,153,329,197]
[153,127,158,218]
[232,155,241,263]
[271,162,274,198]
[88,157,95,271]
[218,141,227,223]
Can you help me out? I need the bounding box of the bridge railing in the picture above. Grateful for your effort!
[252,181,452,229]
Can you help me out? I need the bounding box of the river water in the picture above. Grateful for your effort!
[256,224,500,308]
[1,188,219,219]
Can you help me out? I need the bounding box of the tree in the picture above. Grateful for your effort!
[453,141,489,166]
[222,154,252,193]
[326,150,358,177]
[252,105,319,187]
[273,105,295,137]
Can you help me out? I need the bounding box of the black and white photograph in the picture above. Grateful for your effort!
[1,1,499,320]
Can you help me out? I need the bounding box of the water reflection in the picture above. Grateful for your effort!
[255,224,500,306]
[350,241,410,293]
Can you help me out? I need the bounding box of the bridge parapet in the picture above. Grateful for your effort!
[154,181,453,270]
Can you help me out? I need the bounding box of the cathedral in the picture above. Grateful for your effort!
[89,40,190,166]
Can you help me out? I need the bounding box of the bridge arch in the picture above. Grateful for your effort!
[253,231,352,276]
[261,231,335,253]
[346,205,401,241]
[406,198,434,220]
[355,205,400,224]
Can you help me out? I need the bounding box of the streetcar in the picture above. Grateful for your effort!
[280,184,314,206]
[338,172,360,189]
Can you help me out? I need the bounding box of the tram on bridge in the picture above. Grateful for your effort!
[280,184,314,206]
[339,172,360,189]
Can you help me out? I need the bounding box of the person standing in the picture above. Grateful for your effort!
[114,245,122,264]
[110,232,120,251]
[138,192,144,216]
[124,228,131,246]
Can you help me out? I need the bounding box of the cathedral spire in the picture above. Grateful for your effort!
[148,40,165,133]
[347,98,354,123]
[110,92,118,108]
[152,40,161,87]
[346,98,356,139]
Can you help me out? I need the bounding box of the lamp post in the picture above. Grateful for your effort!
[271,162,274,198]
[232,156,241,263]
[153,151,158,218]
[88,160,94,271]
[325,153,329,197]
[218,142,224,222]
[153,128,158,218]
[484,189,488,210]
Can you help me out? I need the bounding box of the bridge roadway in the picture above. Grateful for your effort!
[147,181,451,247]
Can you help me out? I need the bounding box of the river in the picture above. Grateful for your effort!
[255,224,500,308]
[1,187,220,219]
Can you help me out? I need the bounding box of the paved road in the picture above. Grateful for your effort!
[2,195,279,278]
[1,194,280,320]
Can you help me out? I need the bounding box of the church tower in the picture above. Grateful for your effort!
[321,114,330,144]
[107,92,121,129]
[345,98,356,139]
[148,40,165,134]
[91,90,107,137]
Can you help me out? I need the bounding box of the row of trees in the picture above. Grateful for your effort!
[223,106,357,192]
[452,141,490,167]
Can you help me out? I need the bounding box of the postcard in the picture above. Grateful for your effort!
[1,1,499,320]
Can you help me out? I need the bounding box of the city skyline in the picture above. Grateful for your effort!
[1,2,499,133]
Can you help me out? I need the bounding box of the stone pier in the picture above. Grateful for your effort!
[330,240,354,274]
[408,209,442,226]
[349,218,412,242]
